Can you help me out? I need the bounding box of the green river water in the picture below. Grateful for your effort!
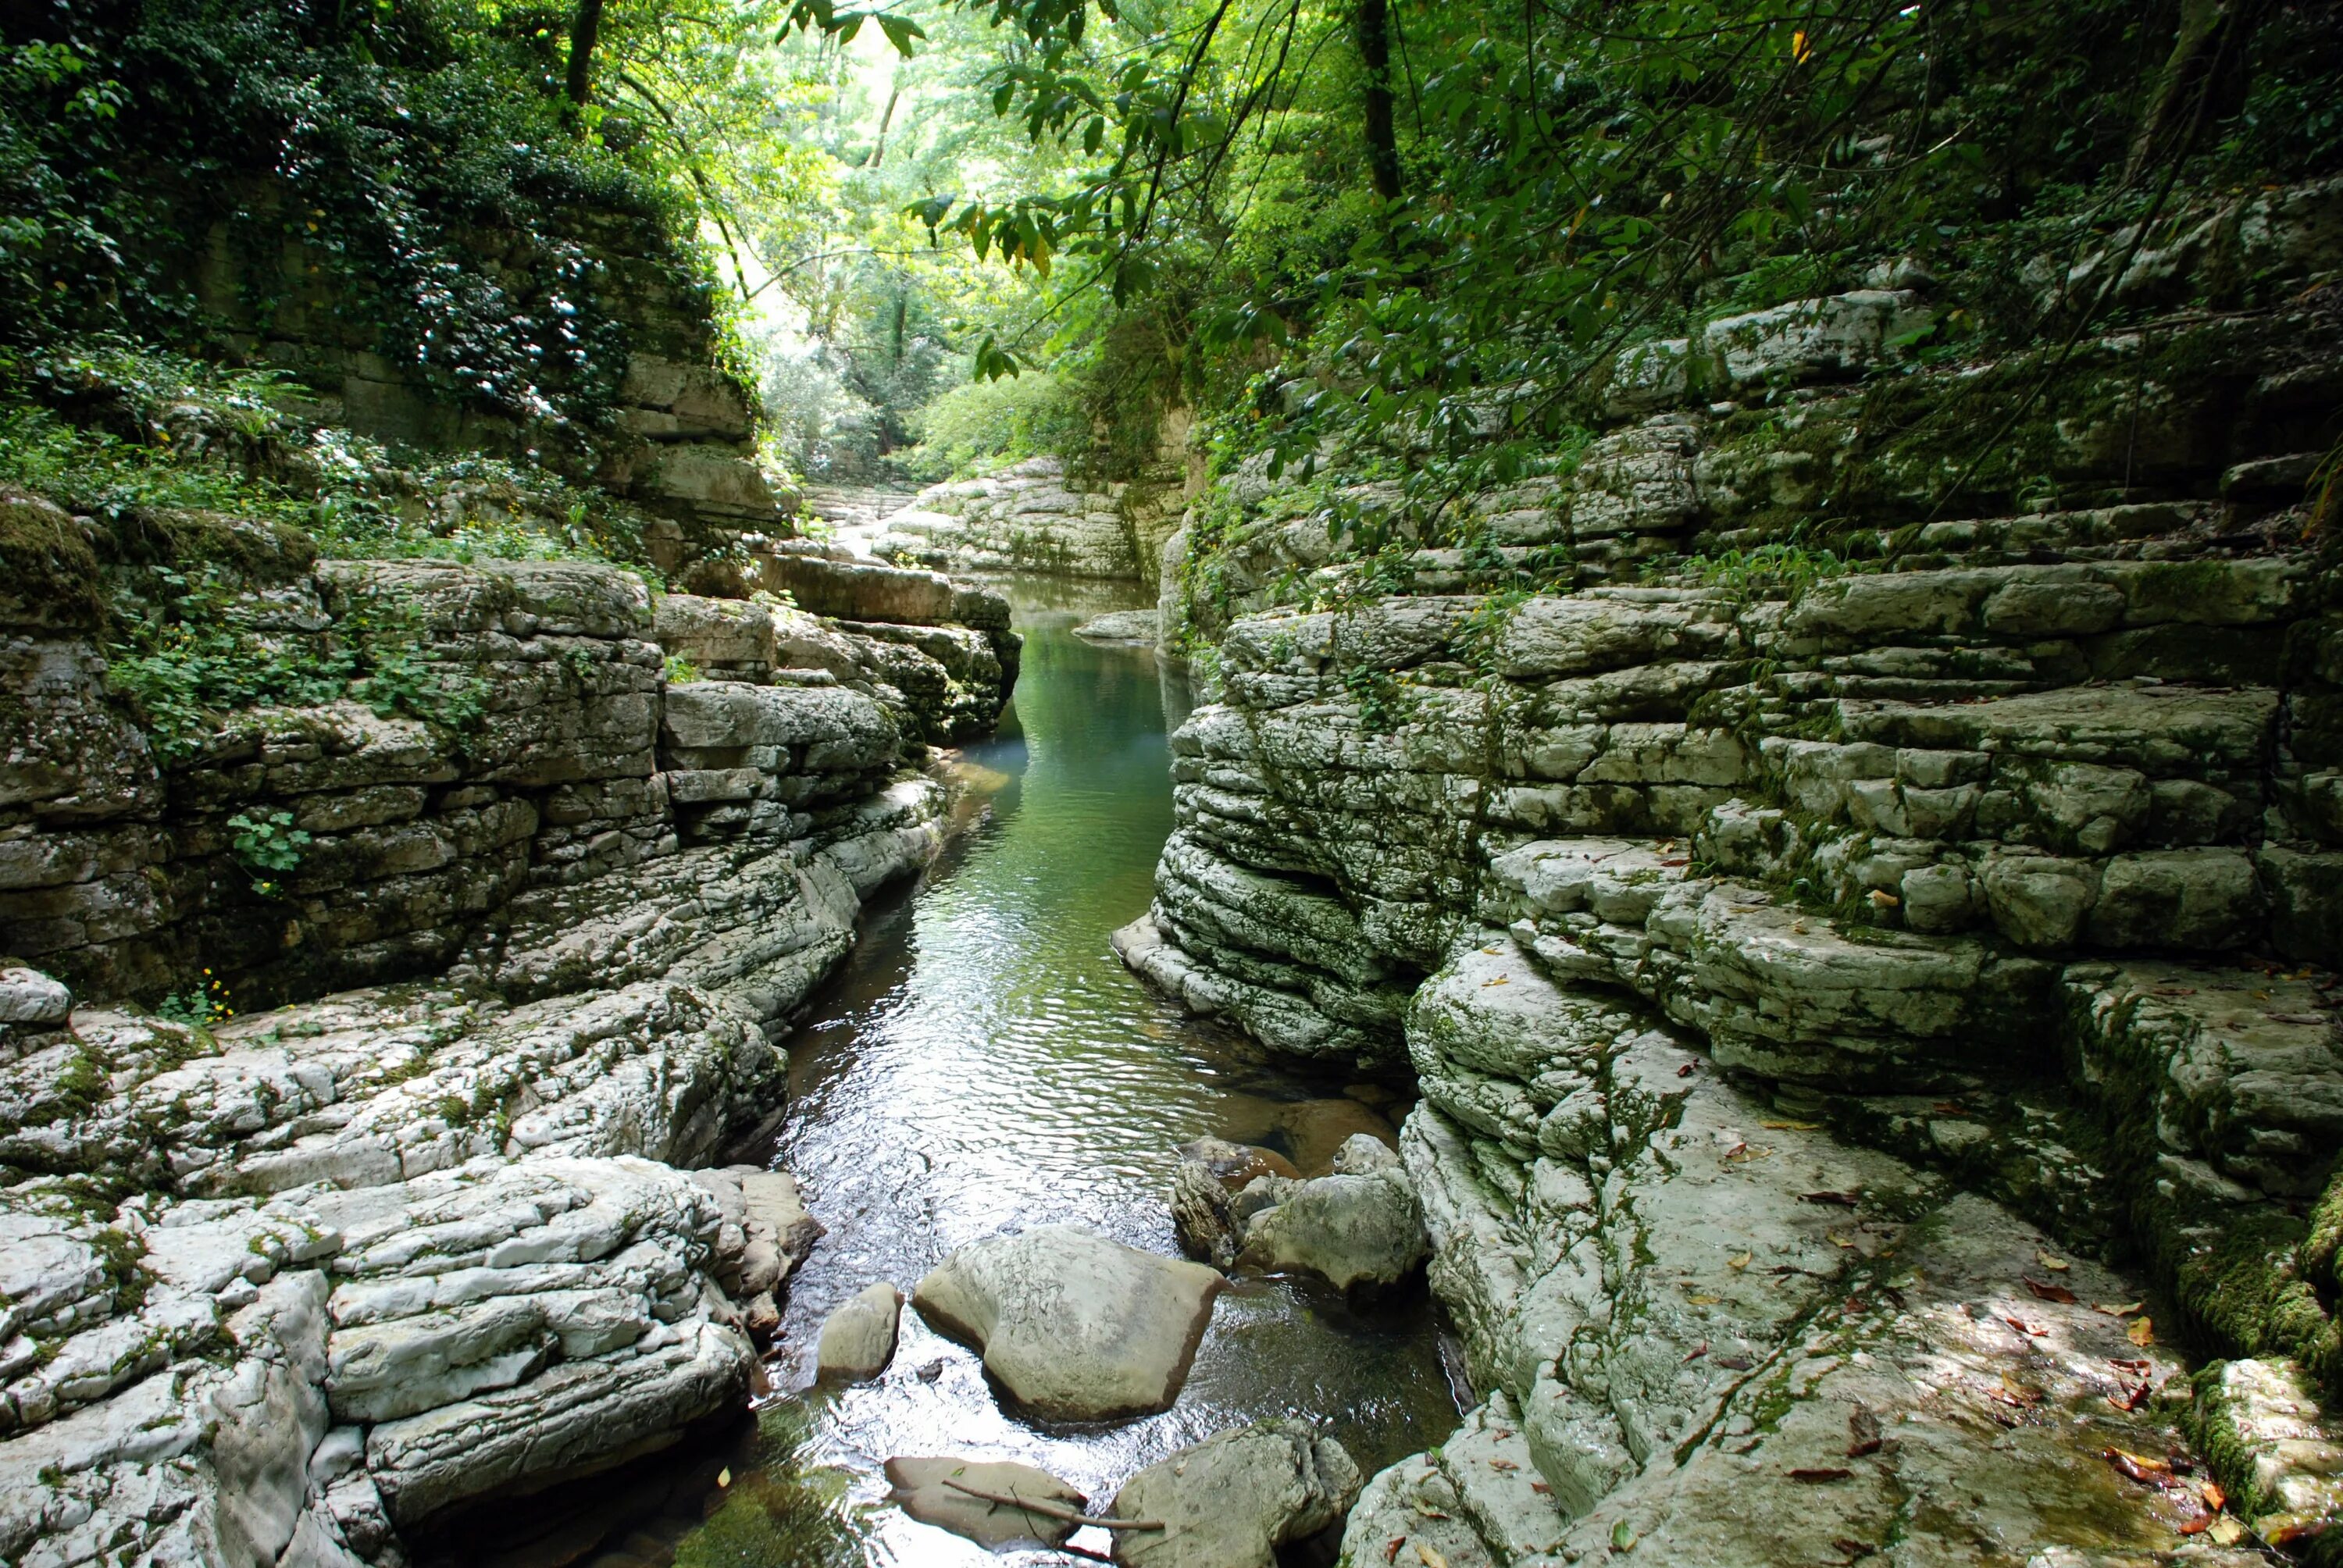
[454,584,1462,1567]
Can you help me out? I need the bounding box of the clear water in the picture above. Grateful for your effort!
[519,585,1459,1568]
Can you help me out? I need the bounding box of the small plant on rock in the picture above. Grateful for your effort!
[155,971,234,1029]
[226,810,309,896]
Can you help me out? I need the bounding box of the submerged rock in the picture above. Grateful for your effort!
[1108,1420,1361,1567]
[1073,609,1160,645]
[885,1455,1088,1549]
[911,1226,1222,1420]
[815,1282,902,1383]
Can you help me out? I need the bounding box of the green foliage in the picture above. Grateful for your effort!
[226,810,309,895]
[761,0,2341,554]
[904,369,1084,477]
[663,653,702,683]
[0,0,718,440]
[104,566,488,762]
[1667,540,1854,600]
[154,971,235,1028]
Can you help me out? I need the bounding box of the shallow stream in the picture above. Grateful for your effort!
[566,583,1460,1566]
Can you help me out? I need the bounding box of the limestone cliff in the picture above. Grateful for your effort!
[1121,177,2343,1562]
[0,520,1015,1563]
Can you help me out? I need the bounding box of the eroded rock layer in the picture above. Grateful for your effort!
[0,546,1015,1564]
[1125,182,2343,1562]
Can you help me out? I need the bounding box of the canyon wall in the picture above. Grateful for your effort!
[1122,179,2343,1563]
[0,530,1014,1566]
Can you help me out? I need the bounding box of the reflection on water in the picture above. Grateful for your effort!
[688,586,1457,1566]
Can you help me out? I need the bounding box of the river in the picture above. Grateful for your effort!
[508,583,1460,1568]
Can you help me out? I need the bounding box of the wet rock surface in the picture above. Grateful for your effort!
[911,1226,1225,1420]
[815,1281,903,1383]
[1108,1420,1361,1567]
[883,1456,1088,1549]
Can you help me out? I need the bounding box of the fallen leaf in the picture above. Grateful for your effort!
[1831,1232,1859,1249]
[1530,1481,1553,1495]
[1492,1430,1513,1439]
[1802,1189,1863,1207]
[1869,889,1900,907]
[2201,1480,2226,1511]
[1686,1293,1723,1305]
[2209,1516,2247,1545]
[1412,1502,1451,1520]
[716,1468,731,1488]
[1611,1519,1638,1551]
[1483,975,1510,987]
[1763,1120,1821,1131]
[1791,1467,1854,1483]
[2149,986,2197,996]
[2094,1300,2145,1317]
[2109,1382,2151,1413]
[1728,1252,1753,1270]
[1847,1406,1883,1457]
[2177,1513,2213,1536]
[1717,1354,1754,1370]
[2102,1448,2177,1487]
[2024,1276,2078,1303]
[2002,1316,2048,1338]
[1418,1546,1450,1568]
[2129,1316,2156,1347]
[2037,1251,2070,1272]
[1489,1458,1519,1471]
[1386,1538,1405,1565]
[1683,1341,1710,1363]
[1678,1063,1696,1078]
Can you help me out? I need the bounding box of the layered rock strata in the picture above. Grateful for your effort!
[0,542,1015,1563]
[1125,184,2343,1559]
[876,454,1188,585]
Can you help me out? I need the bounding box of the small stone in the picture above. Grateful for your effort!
[815,1282,902,1384]
[0,965,72,1025]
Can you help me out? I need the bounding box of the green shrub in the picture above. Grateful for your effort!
[903,371,1085,480]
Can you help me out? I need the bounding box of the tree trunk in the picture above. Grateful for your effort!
[866,74,903,169]
[2124,0,2264,183]
[566,0,605,109]
[1357,0,1403,201]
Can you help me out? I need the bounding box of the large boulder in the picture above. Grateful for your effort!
[911,1227,1222,1420]
[1108,1421,1361,1567]
[1238,1135,1429,1291]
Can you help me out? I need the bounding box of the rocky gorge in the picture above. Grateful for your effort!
[0,511,1029,1563]
[5,2,2343,1560]
[1098,176,2343,1565]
